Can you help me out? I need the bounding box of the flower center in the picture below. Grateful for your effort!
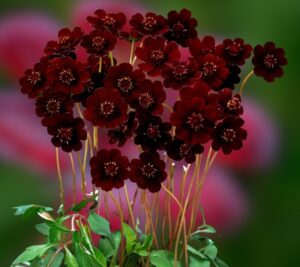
[264,54,278,69]
[141,163,157,178]
[45,99,61,115]
[58,35,70,44]
[28,71,42,86]
[187,112,204,131]
[117,76,133,93]
[92,36,105,49]
[171,21,187,38]
[146,125,161,139]
[172,64,189,81]
[57,127,73,144]
[102,16,116,30]
[104,161,119,176]
[226,97,241,111]
[59,69,76,85]
[221,128,236,143]
[202,61,217,77]
[226,42,242,57]
[138,92,154,109]
[99,101,115,117]
[179,143,192,157]
[150,49,164,63]
[142,16,157,31]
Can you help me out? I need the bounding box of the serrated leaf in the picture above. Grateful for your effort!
[88,212,111,237]
[35,223,50,236]
[12,244,57,265]
[65,246,79,267]
[122,223,137,253]
[13,204,53,219]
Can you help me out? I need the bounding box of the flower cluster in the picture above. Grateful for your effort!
[20,8,287,193]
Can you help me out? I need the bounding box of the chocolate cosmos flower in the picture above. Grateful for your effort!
[90,149,129,191]
[217,88,243,117]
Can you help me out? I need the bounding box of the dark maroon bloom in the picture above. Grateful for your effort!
[212,116,247,155]
[129,151,167,193]
[81,30,117,56]
[35,89,74,125]
[44,27,83,58]
[166,138,204,163]
[179,80,211,101]
[87,9,126,34]
[108,111,137,147]
[130,79,166,116]
[135,36,180,76]
[164,9,198,47]
[217,88,243,116]
[197,53,229,89]
[134,116,172,151]
[90,149,129,191]
[170,97,219,145]
[188,36,216,58]
[46,114,87,152]
[20,59,49,98]
[84,88,128,128]
[217,65,241,90]
[129,12,169,38]
[216,38,252,65]
[252,42,287,82]
[162,60,199,90]
[104,63,145,99]
[46,56,90,95]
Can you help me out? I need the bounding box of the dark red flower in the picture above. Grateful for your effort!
[179,80,211,101]
[90,149,129,191]
[166,138,204,163]
[212,116,247,155]
[162,60,199,90]
[135,36,180,76]
[252,42,287,82]
[104,63,145,99]
[35,89,74,125]
[87,9,126,34]
[20,58,49,99]
[46,56,90,95]
[170,97,219,145]
[108,111,137,147]
[216,38,252,65]
[44,27,83,58]
[217,65,241,90]
[129,151,167,193]
[217,88,243,116]
[46,114,87,152]
[164,9,198,47]
[197,53,229,89]
[134,116,172,151]
[130,79,166,116]
[81,30,117,56]
[84,88,128,128]
[188,36,216,58]
[129,12,169,38]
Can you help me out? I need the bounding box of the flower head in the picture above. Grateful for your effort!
[84,88,128,128]
[46,114,87,152]
[217,88,243,116]
[129,151,167,193]
[252,42,287,82]
[90,149,129,191]
[164,9,198,47]
[188,36,216,58]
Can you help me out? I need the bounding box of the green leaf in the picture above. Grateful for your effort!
[88,212,111,237]
[204,244,218,260]
[69,197,97,213]
[150,250,176,267]
[74,244,100,267]
[48,225,61,244]
[13,204,53,219]
[65,246,79,267]
[139,234,153,251]
[122,223,137,253]
[41,250,64,267]
[79,221,94,253]
[35,223,50,236]
[187,244,206,259]
[214,257,229,267]
[99,237,114,259]
[12,244,57,265]
[112,231,121,251]
[189,255,210,267]
[48,219,71,233]
[138,250,149,257]
[197,224,217,234]
[92,247,107,267]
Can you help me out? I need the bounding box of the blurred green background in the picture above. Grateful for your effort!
[0,0,299,266]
